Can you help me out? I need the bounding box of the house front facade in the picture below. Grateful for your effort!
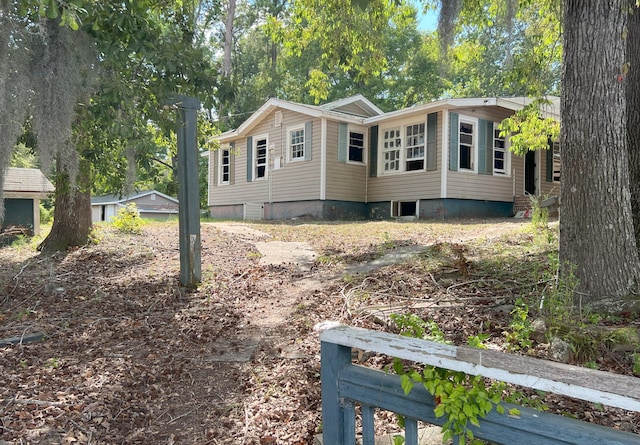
[207,95,560,220]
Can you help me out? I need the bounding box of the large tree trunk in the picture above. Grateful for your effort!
[222,0,236,77]
[627,2,640,245]
[38,157,92,254]
[560,1,640,312]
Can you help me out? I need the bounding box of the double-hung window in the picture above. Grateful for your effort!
[349,131,365,162]
[493,126,506,175]
[219,147,231,184]
[255,137,267,179]
[383,128,401,172]
[459,120,474,170]
[405,123,425,171]
[289,126,305,161]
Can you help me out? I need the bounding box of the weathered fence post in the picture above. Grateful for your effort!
[321,340,354,445]
[167,95,201,287]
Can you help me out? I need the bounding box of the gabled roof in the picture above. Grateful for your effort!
[3,168,55,193]
[216,95,561,143]
[216,97,371,143]
[91,190,178,205]
[319,94,384,117]
[364,96,561,124]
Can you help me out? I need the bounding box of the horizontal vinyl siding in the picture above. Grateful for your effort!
[512,154,525,197]
[447,172,514,201]
[446,107,520,202]
[332,102,368,117]
[270,110,321,201]
[367,110,442,202]
[325,121,367,202]
[368,171,441,201]
[210,137,269,205]
[210,109,320,206]
[207,151,215,206]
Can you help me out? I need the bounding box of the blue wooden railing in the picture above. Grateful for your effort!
[320,325,640,445]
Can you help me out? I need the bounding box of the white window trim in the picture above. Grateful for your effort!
[218,146,231,185]
[458,116,478,173]
[404,121,426,172]
[286,124,305,163]
[379,120,428,175]
[381,126,402,174]
[492,123,510,177]
[347,126,367,165]
[254,134,269,181]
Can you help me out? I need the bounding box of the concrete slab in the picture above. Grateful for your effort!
[254,241,316,272]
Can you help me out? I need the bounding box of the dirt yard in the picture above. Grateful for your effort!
[0,219,638,444]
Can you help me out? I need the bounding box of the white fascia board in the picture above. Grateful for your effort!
[214,99,324,143]
[216,129,240,143]
[364,98,503,125]
[320,94,385,116]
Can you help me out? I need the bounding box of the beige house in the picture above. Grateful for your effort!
[207,95,560,220]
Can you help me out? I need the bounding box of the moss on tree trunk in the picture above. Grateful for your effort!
[39,158,92,254]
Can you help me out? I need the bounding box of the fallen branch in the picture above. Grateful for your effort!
[0,331,45,347]
[4,397,67,407]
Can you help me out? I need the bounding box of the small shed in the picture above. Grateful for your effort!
[91,190,179,223]
[2,168,55,236]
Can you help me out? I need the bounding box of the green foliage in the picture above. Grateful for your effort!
[390,314,504,444]
[499,100,560,156]
[9,235,26,249]
[111,203,143,234]
[633,353,640,376]
[528,195,549,229]
[39,204,53,225]
[390,313,447,343]
[44,357,61,369]
[505,298,533,352]
[540,254,579,329]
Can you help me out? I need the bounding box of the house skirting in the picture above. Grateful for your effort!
[368,199,514,220]
[208,199,513,221]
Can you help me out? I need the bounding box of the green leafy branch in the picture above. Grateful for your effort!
[389,314,516,445]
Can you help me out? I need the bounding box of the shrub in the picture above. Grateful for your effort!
[112,203,143,234]
[39,203,52,224]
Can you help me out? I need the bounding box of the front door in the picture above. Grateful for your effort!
[524,150,536,195]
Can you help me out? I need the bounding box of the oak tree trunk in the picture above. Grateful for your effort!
[560,0,640,311]
[627,1,640,245]
[38,157,92,254]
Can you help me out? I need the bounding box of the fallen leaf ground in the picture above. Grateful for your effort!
[0,219,638,444]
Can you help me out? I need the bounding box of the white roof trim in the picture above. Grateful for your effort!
[319,94,384,116]
[216,97,366,143]
[91,190,179,206]
[216,95,561,143]
[364,96,561,124]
